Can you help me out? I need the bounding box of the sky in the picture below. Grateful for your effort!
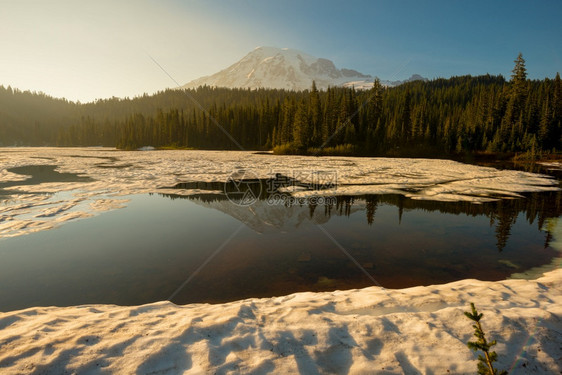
[1,0,561,102]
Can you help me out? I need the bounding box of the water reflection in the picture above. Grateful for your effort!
[160,182,562,252]
[1,165,561,311]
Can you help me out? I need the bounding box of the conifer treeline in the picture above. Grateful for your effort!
[2,54,561,156]
[0,87,77,145]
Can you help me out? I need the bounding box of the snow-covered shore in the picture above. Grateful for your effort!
[0,268,560,374]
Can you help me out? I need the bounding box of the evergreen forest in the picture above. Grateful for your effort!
[1,54,560,158]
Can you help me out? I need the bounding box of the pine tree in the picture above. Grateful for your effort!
[401,90,412,142]
[553,73,562,147]
[367,78,384,145]
[322,88,334,144]
[309,81,322,146]
[539,96,553,149]
[281,97,296,144]
[511,53,527,95]
[292,99,311,150]
[504,53,528,127]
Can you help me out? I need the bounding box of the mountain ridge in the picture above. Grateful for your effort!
[181,47,426,91]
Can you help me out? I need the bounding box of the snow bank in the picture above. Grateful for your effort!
[1,148,558,238]
[0,268,560,374]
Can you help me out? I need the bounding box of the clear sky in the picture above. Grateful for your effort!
[1,0,561,102]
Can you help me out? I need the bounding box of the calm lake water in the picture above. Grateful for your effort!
[0,162,561,312]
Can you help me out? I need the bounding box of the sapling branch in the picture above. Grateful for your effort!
[464,303,507,375]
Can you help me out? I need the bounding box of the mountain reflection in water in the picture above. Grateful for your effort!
[160,178,562,253]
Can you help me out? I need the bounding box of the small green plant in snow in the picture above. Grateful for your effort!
[464,303,507,375]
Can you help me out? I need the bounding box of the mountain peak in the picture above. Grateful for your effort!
[181,47,427,91]
[181,47,372,91]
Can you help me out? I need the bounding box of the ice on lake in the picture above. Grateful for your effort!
[0,147,559,238]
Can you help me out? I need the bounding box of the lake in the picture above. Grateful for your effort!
[0,148,561,312]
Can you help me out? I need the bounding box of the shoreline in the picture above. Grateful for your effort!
[1,268,560,374]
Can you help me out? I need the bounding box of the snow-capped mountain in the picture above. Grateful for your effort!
[181,46,426,91]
